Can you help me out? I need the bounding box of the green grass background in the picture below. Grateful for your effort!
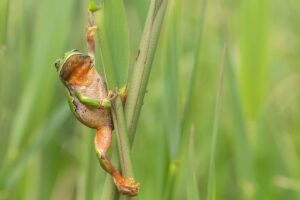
[1,0,300,199]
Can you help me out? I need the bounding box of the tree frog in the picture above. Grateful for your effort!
[54,17,139,196]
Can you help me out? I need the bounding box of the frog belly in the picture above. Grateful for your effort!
[72,96,112,129]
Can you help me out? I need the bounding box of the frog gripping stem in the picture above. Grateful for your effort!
[94,126,140,196]
[87,12,98,58]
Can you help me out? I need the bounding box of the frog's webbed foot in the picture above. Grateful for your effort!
[107,88,118,102]
[99,88,118,109]
[87,25,98,41]
[94,127,140,196]
[113,175,140,196]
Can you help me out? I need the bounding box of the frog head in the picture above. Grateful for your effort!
[54,50,93,83]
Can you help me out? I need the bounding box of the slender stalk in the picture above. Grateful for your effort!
[181,0,207,135]
[0,0,9,169]
[225,46,256,199]
[163,0,207,196]
[187,125,201,200]
[0,0,9,46]
[206,45,226,200]
[85,132,95,200]
[92,0,168,198]
[125,0,168,141]
[93,8,135,199]
[111,98,134,178]
[163,160,179,200]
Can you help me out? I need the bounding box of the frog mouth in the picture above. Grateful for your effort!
[60,54,92,81]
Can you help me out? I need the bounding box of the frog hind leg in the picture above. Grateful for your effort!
[94,126,140,196]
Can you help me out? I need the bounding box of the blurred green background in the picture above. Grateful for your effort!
[1,0,300,199]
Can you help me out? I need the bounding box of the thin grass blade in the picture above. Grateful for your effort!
[239,0,270,120]
[94,4,137,199]
[181,0,207,134]
[206,45,226,200]
[0,0,10,167]
[225,50,256,199]
[162,0,180,160]
[103,0,129,87]
[125,0,168,141]
[187,125,201,200]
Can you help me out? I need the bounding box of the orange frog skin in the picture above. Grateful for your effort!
[54,18,139,196]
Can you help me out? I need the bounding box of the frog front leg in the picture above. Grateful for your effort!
[95,126,140,196]
[73,89,117,109]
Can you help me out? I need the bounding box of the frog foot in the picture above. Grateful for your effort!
[107,88,118,102]
[87,25,98,41]
[114,176,140,196]
[99,89,118,109]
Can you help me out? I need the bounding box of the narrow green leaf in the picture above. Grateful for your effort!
[206,45,226,200]
[0,0,10,168]
[125,0,168,141]
[0,0,9,46]
[163,160,180,200]
[239,0,270,119]
[84,132,96,200]
[162,0,180,160]
[94,3,137,199]
[181,0,207,134]
[187,125,201,200]
[103,0,129,87]
[95,4,133,175]
[93,0,129,88]
[226,53,256,199]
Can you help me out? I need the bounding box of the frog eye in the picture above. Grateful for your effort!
[72,49,79,52]
[54,60,60,71]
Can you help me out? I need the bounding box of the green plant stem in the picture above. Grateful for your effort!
[163,0,207,196]
[94,8,135,199]
[85,132,95,200]
[0,0,9,46]
[0,0,9,169]
[181,0,207,135]
[93,0,167,199]
[111,98,134,178]
[187,125,201,200]
[207,45,226,200]
[125,0,168,142]
[101,0,168,199]
[225,47,256,199]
